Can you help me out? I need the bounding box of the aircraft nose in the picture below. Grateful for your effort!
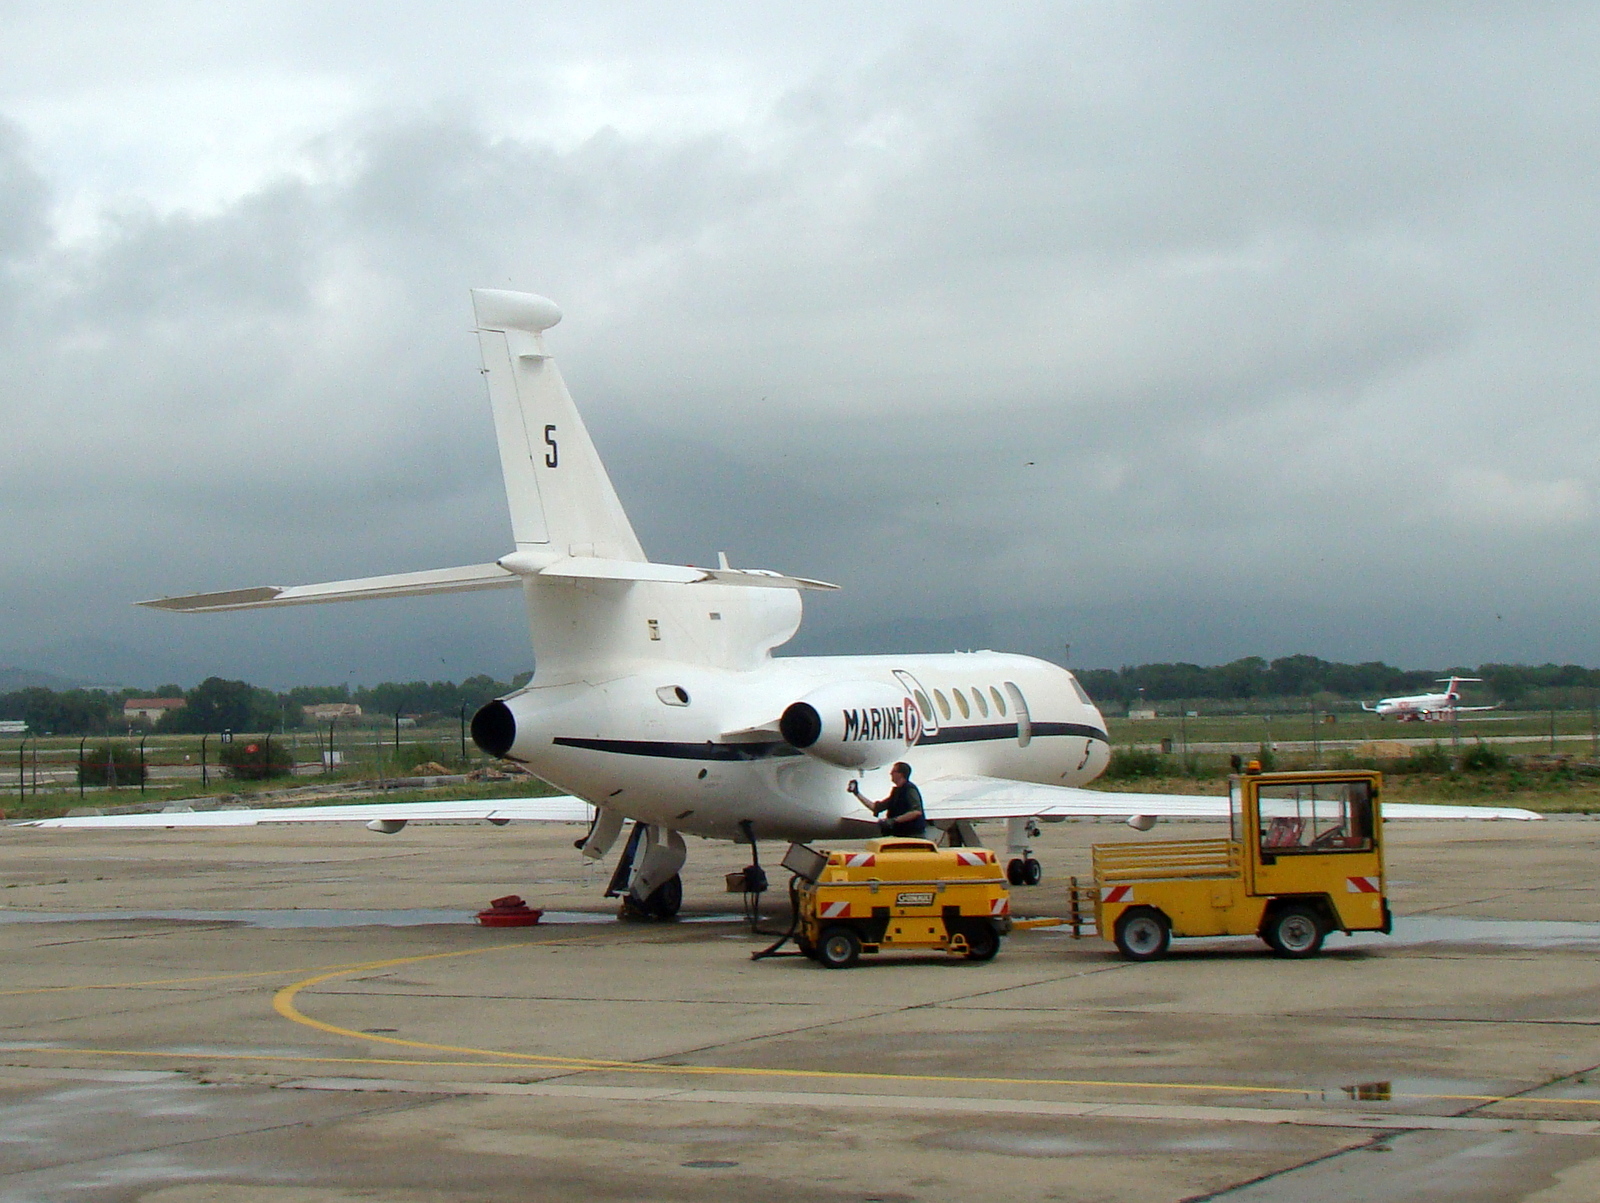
[471,700,517,758]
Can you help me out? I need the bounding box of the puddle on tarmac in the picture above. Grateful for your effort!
[1307,1075,1505,1104]
[928,1127,1289,1157]
[1039,916,1600,950]
[1338,917,1600,948]
[0,908,746,928]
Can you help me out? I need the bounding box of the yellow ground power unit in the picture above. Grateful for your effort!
[783,837,1011,968]
[1090,769,1391,961]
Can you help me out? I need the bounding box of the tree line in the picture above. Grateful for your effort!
[8,656,1600,735]
[1075,656,1600,708]
[0,672,530,736]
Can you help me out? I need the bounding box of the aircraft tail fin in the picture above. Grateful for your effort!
[471,289,645,561]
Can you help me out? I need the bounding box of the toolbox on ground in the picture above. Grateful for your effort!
[1087,769,1391,961]
[782,837,1010,968]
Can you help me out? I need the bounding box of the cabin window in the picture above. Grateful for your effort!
[933,690,952,720]
[913,690,932,721]
[953,689,970,719]
[972,688,989,717]
[991,686,1007,716]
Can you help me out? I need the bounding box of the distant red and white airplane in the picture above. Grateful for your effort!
[1360,677,1499,722]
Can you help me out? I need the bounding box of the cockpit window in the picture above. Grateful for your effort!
[1066,674,1093,705]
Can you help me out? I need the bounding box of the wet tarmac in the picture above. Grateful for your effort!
[2,817,1599,1201]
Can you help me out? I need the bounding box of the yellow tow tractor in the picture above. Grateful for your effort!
[766,837,1011,968]
[1090,768,1391,961]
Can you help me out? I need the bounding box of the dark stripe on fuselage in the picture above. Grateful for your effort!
[553,737,799,761]
[554,723,1107,762]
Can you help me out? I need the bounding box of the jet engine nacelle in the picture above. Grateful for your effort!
[779,682,923,769]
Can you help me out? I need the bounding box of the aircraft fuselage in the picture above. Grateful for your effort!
[481,651,1110,843]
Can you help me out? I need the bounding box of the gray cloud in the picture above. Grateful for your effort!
[2,5,1600,687]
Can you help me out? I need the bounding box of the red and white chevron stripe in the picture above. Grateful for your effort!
[1102,885,1133,904]
[844,852,875,868]
[1345,876,1381,894]
[954,850,988,866]
[820,899,850,918]
[990,896,1010,916]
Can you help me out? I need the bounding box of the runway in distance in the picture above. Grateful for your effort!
[25,292,1540,916]
[1361,677,1500,722]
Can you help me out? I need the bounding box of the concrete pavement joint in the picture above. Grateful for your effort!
[268,1075,1600,1135]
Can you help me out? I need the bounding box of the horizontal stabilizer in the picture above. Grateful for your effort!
[917,775,1542,822]
[531,555,838,591]
[17,796,593,829]
[138,563,521,613]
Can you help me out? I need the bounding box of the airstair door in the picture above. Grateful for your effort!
[893,670,939,736]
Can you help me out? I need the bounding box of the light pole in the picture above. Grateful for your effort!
[459,701,469,765]
[201,734,210,787]
[18,735,28,804]
[77,734,88,799]
[139,732,149,795]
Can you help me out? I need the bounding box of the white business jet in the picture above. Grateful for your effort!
[24,292,1539,915]
[1360,678,1500,723]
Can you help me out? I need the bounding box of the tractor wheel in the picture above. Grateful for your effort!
[1113,907,1171,962]
[1265,905,1326,958]
[816,925,862,969]
[961,920,1002,962]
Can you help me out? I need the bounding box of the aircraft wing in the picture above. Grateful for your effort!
[917,775,1542,822]
[14,796,594,830]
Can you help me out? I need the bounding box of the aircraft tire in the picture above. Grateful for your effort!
[816,925,862,969]
[1023,857,1043,886]
[1006,858,1027,886]
[646,874,683,920]
[1113,907,1171,962]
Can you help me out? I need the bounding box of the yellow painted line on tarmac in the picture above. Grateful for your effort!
[269,945,1600,1108]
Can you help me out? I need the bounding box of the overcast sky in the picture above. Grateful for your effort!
[2,2,1598,689]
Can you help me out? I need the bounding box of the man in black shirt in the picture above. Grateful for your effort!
[849,761,927,837]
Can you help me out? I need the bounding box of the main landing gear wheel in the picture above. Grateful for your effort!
[619,873,684,921]
[1264,905,1326,958]
[960,920,1001,962]
[1113,907,1171,962]
[816,925,862,969]
[1007,857,1043,886]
